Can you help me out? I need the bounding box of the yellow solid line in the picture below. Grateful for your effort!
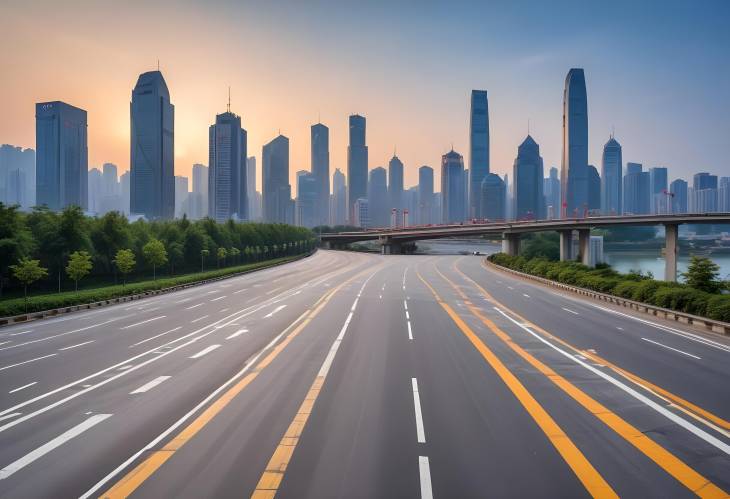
[417,272,617,499]
[442,263,728,498]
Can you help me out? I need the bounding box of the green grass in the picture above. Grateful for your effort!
[1,256,303,318]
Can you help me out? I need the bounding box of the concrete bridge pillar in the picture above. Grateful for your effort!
[501,233,520,256]
[382,242,402,255]
[559,230,573,261]
[664,223,678,282]
[578,229,592,267]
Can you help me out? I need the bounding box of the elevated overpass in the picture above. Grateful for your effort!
[320,213,730,281]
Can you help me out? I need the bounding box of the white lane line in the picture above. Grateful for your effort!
[8,330,34,336]
[562,307,579,315]
[219,308,229,313]
[0,320,115,352]
[117,365,133,371]
[264,305,286,318]
[641,338,701,360]
[412,378,426,443]
[0,413,112,480]
[189,344,221,359]
[205,290,221,295]
[185,303,203,310]
[616,327,624,331]
[418,456,433,499]
[130,376,171,394]
[226,329,248,340]
[0,413,21,422]
[379,295,383,299]
[0,354,57,372]
[58,340,95,351]
[129,327,182,347]
[142,307,161,313]
[522,293,530,298]
[191,315,209,324]
[408,322,414,340]
[404,300,408,311]
[0,341,11,347]
[233,288,248,294]
[174,297,193,304]
[120,316,165,330]
[494,307,730,456]
[9,382,37,394]
[507,286,514,290]
[210,296,226,302]
[405,311,410,320]
[265,287,283,295]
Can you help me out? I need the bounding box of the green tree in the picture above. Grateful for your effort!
[114,249,135,287]
[0,203,34,296]
[143,239,168,280]
[65,250,93,292]
[229,247,240,265]
[217,247,228,268]
[201,249,210,272]
[681,256,722,293]
[10,258,48,312]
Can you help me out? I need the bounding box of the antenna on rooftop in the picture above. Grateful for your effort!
[157,59,160,71]
[528,118,530,136]
[227,86,231,113]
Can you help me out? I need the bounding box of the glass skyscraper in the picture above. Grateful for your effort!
[388,154,404,213]
[601,136,622,215]
[262,134,291,223]
[311,123,330,226]
[347,115,368,225]
[481,173,506,221]
[367,167,388,227]
[512,135,544,220]
[650,167,668,214]
[130,71,175,219]
[418,165,434,225]
[35,101,88,211]
[561,68,588,218]
[469,90,489,218]
[670,178,688,213]
[441,149,466,224]
[208,110,247,222]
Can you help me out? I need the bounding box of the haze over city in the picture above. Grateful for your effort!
[2,0,729,191]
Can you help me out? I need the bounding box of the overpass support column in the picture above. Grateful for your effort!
[501,233,520,256]
[559,230,573,261]
[664,223,678,282]
[578,229,592,267]
[381,237,402,255]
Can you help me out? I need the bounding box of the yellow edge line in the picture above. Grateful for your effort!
[416,270,618,499]
[444,261,727,498]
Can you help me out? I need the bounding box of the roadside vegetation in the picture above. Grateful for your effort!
[0,203,315,315]
[488,252,730,322]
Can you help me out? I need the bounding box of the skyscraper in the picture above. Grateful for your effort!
[295,171,318,228]
[311,123,330,226]
[543,167,560,219]
[719,177,730,212]
[561,68,588,218]
[600,137,622,215]
[418,165,434,225]
[36,101,88,211]
[331,168,347,226]
[368,167,388,227]
[623,162,650,214]
[0,144,35,209]
[650,167,668,214]
[262,134,291,223]
[587,165,601,212]
[481,173,506,221]
[174,175,189,218]
[670,178,688,214]
[246,157,260,221]
[441,149,466,224]
[691,172,718,212]
[208,110,247,222]
[388,154,404,213]
[512,136,544,220]
[87,167,103,213]
[469,90,490,218]
[347,115,368,225]
[191,163,208,219]
[130,71,174,219]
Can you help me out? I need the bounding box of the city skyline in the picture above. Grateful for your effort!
[2,1,729,192]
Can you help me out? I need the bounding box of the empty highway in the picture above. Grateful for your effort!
[0,250,728,498]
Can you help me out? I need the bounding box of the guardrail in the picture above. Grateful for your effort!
[0,251,314,327]
[485,260,730,336]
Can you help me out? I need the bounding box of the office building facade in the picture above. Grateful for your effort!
[469,90,490,218]
[208,111,247,222]
[347,115,368,225]
[561,68,588,218]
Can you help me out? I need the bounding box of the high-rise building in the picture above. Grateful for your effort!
[246,157,260,221]
[191,163,208,219]
[649,167,668,214]
[469,90,490,218]
[719,177,730,212]
[130,71,174,219]
[691,173,718,213]
[353,197,369,228]
[418,165,434,225]
[670,179,688,214]
[543,167,560,219]
[262,134,291,224]
[331,168,347,226]
[404,186,418,226]
[347,115,368,224]
[587,164,601,213]
[174,175,189,218]
[368,167,388,227]
[512,135,544,220]
[561,68,588,218]
[600,137,622,215]
[441,149,466,224]
[481,173,506,221]
[295,171,318,228]
[36,101,88,211]
[388,154,404,213]
[311,123,330,226]
[119,171,130,214]
[0,144,35,209]
[208,110,247,222]
[87,167,103,213]
[623,162,650,214]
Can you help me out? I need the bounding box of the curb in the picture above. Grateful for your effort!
[0,251,314,328]
[484,260,730,336]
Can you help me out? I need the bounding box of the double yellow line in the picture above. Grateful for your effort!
[418,262,726,498]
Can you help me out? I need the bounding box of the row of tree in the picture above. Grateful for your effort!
[0,203,315,297]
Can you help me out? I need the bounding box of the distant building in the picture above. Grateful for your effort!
[0,144,35,209]
[120,171,130,214]
[368,167,388,228]
[561,68,588,218]
[623,162,650,214]
[262,134,291,224]
[209,110,247,222]
[175,175,189,218]
[481,173,506,221]
[311,123,330,226]
[36,101,88,211]
[388,154,404,213]
[353,197,369,228]
[469,90,490,218]
[296,171,318,228]
[130,71,174,219]
[441,149,466,224]
[512,135,544,220]
[404,186,418,226]
[600,137,622,215]
[670,178,688,214]
[587,164,601,213]
[650,167,668,214]
[719,177,730,212]
[331,168,347,226]
[87,167,103,213]
[691,172,718,212]
[246,157,260,221]
[191,163,208,219]
[347,115,368,225]
[418,165,434,225]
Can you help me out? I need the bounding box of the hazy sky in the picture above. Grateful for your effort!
[1,0,729,193]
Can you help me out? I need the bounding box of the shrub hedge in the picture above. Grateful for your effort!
[487,253,730,322]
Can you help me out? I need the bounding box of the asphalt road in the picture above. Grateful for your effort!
[0,249,728,498]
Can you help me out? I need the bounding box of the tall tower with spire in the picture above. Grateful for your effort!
[561,68,588,218]
[469,90,490,219]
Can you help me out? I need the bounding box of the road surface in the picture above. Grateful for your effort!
[0,250,728,498]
